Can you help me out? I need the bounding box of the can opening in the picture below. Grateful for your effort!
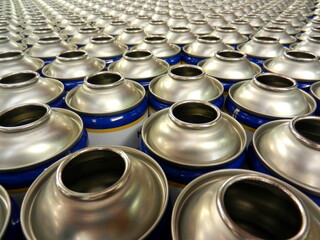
[91,36,113,42]
[223,179,303,239]
[144,36,166,42]
[87,72,122,85]
[171,27,190,32]
[79,27,98,33]
[293,118,320,145]
[125,50,151,58]
[0,51,21,59]
[217,50,244,59]
[254,36,278,42]
[198,35,220,42]
[170,66,203,77]
[59,50,85,59]
[0,72,37,84]
[172,102,218,124]
[286,51,317,60]
[61,149,126,193]
[255,74,295,88]
[265,26,284,31]
[309,36,320,42]
[0,105,47,127]
[124,27,143,32]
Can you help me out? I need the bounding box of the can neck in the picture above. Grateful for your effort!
[56,147,131,201]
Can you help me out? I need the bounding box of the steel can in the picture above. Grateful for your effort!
[264,50,320,91]
[21,146,170,240]
[172,169,320,239]
[66,71,147,148]
[42,50,105,91]
[199,50,261,93]
[0,71,65,110]
[225,73,316,144]
[141,100,246,202]
[0,103,88,204]
[249,116,320,205]
[148,65,223,113]
[310,81,320,115]
[108,50,169,89]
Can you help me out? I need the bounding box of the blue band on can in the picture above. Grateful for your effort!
[148,92,224,112]
[48,93,66,108]
[248,144,320,206]
[103,55,122,66]
[162,54,181,66]
[3,198,23,240]
[141,140,246,185]
[225,96,271,129]
[0,130,88,189]
[80,98,148,129]
[247,56,265,67]
[182,52,204,65]
[42,58,55,65]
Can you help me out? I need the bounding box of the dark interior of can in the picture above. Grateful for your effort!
[171,66,202,77]
[219,26,236,31]
[0,72,36,84]
[59,51,84,58]
[256,74,294,88]
[287,51,316,59]
[294,118,320,144]
[80,27,97,31]
[310,36,320,42]
[145,36,165,41]
[0,105,47,127]
[218,51,244,59]
[266,26,283,31]
[88,73,121,85]
[126,51,151,58]
[61,149,126,193]
[255,36,277,42]
[39,36,60,42]
[92,36,113,41]
[0,51,21,58]
[224,179,303,239]
[172,102,217,124]
[199,35,220,41]
[126,27,141,31]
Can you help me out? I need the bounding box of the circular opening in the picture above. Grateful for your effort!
[254,36,278,42]
[0,105,47,127]
[0,28,9,33]
[309,35,320,42]
[150,19,165,24]
[58,50,86,59]
[144,36,166,42]
[171,27,190,32]
[218,26,237,31]
[293,117,320,146]
[191,19,207,24]
[91,36,113,42]
[124,27,142,32]
[285,51,317,60]
[217,50,244,59]
[255,74,295,89]
[87,72,122,85]
[110,20,126,25]
[223,179,304,239]
[0,51,22,59]
[198,35,221,42]
[170,66,203,77]
[0,36,9,42]
[61,149,126,194]
[172,102,218,124]
[79,27,98,33]
[232,20,248,24]
[125,50,151,58]
[33,28,53,34]
[0,72,37,84]
[38,36,61,42]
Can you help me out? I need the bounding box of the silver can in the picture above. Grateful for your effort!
[172,169,320,239]
[0,103,88,205]
[108,50,169,89]
[0,36,27,52]
[290,35,320,56]
[141,100,246,202]
[250,116,320,206]
[66,71,147,148]
[166,27,196,48]
[0,71,65,110]
[21,146,169,240]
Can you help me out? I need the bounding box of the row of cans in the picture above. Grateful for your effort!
[0,0,320,239]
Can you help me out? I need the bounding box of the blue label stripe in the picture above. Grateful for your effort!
[225,96,271,129]
[162,54,181,66]
[80,98,148,129]
[140,140,246,185]
[0,130,88,189]
[182,52,205,65]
